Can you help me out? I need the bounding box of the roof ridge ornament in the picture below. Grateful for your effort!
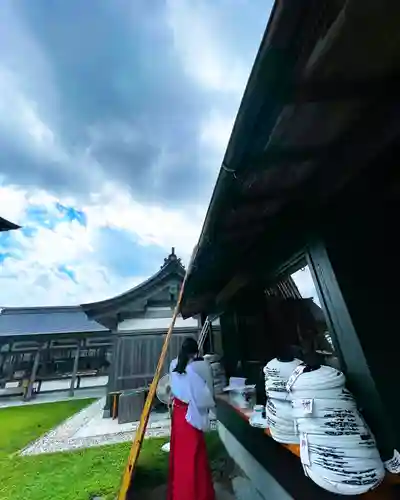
[161,247,184,268]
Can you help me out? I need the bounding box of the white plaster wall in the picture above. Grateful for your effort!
[117,315,198,332]
[217,422,293,500]
[146,307,172,312]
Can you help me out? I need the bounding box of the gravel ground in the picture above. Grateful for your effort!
[20,398,171,455]
[19,397,217,455]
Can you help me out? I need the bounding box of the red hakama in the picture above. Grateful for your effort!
[168,398,216,500]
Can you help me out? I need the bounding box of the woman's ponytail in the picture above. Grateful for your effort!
[173,337,199,374]
[174,351,190,374]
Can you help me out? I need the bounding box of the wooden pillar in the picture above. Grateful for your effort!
[103,331,118,418]
[24,348,41,401]
[69,343,81,397]
[308,240,399,460]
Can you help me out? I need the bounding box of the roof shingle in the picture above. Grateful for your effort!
[0,307,108,337]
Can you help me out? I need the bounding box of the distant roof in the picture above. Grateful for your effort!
[0,217,20,232]
[0,248,186,337]
[0,306,108,338]
[82,248,186,327]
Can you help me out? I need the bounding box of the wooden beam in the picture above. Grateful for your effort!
[249,145,326,169]
[216,273,250,306]
[289,75,400,103]
[220,225,265,243]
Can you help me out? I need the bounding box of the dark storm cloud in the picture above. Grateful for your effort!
[0,134,77,194]
[0,0,270,206]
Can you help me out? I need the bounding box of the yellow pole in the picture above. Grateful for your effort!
[117,272,189,500]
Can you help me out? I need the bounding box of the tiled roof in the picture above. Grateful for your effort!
[0,249,184,336]
[0,307,108,337]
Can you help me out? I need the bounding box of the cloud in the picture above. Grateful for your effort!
[0,0,270,205]
[166,0,246,93]
[0,0,272,306]
[0,1,209,204]
[166,0,268,94]
[200,110,235,159]
[0,183,203,306]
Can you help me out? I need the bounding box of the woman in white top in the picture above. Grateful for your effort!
[167,337,216,500]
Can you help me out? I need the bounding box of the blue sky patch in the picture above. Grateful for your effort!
[57,264,78,283]
[21,226,38,238]
[26,206,57,230]
[0,251,13,264]
[56,203,87,226]
[0,232,18,249]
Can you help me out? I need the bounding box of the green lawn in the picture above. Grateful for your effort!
[1,440,129,500]
[0,400,225,500]
[0,399,95,455]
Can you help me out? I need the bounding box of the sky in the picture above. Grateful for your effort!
[0,0,277,306]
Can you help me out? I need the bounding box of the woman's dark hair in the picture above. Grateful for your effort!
[173,337,199,374]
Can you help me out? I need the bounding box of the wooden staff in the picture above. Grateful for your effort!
[117,266,191,500]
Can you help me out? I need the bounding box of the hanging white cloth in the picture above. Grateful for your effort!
[170,359,215,431]
[289,365,385,495]
[263,358,302,443]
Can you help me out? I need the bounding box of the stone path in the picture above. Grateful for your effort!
[20,397,171,455]
[19,396,217,455]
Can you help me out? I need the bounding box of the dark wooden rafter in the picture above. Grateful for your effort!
[248,74,400,109]
[290,74,400,103]
[228,147,325,175]
[219,225,265,244]
[0,217,20,232]
[301,100,400,204]
[221,102,399,235]
[216,274,250,307]
[219,92,400,237]
[222,199,283,229]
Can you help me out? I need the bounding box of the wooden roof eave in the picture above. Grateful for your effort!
[0,217,20,232]
[82,257,186,321]
[181,0,400,316]
[181,0,336,315]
